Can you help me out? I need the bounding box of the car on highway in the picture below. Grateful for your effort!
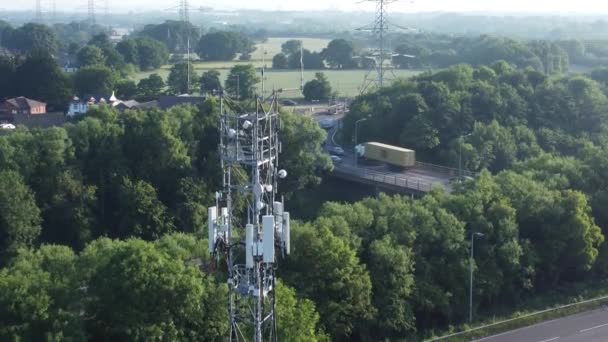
[282,99,298,106]
[330,146,345,156]
[330,155,342,163]
[449,175,474,184]
[319,119,335,129]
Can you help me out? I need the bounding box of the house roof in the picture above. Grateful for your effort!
[5,97,47,110]
[158,95,205,110]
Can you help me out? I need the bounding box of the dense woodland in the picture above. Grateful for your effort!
[4,11,608,341]
[2,64,608,340]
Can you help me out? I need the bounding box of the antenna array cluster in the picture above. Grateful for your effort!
[209,94,290,342]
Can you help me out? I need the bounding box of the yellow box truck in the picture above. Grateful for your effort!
[359,142,415,168]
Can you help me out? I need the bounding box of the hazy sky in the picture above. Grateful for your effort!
[3,0,608,14]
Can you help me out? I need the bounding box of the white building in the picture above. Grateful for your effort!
[67,92,138,118]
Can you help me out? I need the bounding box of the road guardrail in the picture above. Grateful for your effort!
[335,164,439,193]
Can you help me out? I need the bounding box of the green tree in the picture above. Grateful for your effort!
[73,65,117,96]
[275,280,329,342]
[303,72,332,101]
[15,52,72,109]
[81,238,221,340]
[196,31,254,61]
[283,223,374,339]
[279,111,332,196]
[496,172,604,287]
[6,23,58,55]
[448,172,523,304]
[281,39,302,56]
[116,39,140,65]
[137,73,165,98]
[0,245,83,340]
[77,45,106,67]
[288,49,324,69]
[140,20,201,54]
[115,177,175,240]
[272,53,288,69]
[199,70,222,94]
[0,55,16,100]
[168,62,198,95]
[0,170,41,261]
[367,236,415,337]
[135,37,169,70]
[40,171,97,251]
[322,38,356,69]
[225,64,260,100]
[115,79,138,99]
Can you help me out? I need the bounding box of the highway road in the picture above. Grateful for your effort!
[316,115,454,193]
[477,308,608,342]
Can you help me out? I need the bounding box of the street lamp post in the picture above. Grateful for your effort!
[459,133,473,181]
[354,118,368,167]
[469,232,484,323]
[228,74,240,101]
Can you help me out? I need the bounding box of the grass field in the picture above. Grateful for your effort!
[134,37,422,98]
[251,37,331,61]
[136,69,421,98]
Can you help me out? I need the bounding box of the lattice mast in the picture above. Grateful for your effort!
[179,0,190,24]
[35,0,42,22]
[209,93,290,342]
[88,0,95,25]
[359,0,398,93]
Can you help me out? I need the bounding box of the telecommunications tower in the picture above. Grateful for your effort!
[209,93,290,342]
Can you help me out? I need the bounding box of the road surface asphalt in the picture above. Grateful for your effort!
[476,308,608,342]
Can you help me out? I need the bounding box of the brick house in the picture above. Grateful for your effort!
[0,97,47,122]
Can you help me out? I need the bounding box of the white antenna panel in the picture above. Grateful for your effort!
[246,224,254,268]
[208,206,217,253]
[263,216,275,263]
[273,201,283,216]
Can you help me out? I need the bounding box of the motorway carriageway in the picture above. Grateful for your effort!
[476,308,608,342]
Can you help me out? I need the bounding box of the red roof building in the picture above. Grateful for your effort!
[0,97,47,121]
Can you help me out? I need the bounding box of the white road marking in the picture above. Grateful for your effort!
[537,337,559,342]
[579,322,608,333]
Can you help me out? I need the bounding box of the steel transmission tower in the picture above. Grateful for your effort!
[359,0,399,93]
[209,93,290,342]
[88,0,96,25]
[35,0,42,23]
[179,0,190,24]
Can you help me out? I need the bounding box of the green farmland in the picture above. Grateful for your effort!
[134,37,422,98]
[136,68,422,98]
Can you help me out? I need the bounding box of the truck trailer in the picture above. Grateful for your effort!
[356,142,415,168]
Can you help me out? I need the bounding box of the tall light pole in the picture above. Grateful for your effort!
[459,133,472,181]
[469,231,484,323]
[355,118,368,167]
